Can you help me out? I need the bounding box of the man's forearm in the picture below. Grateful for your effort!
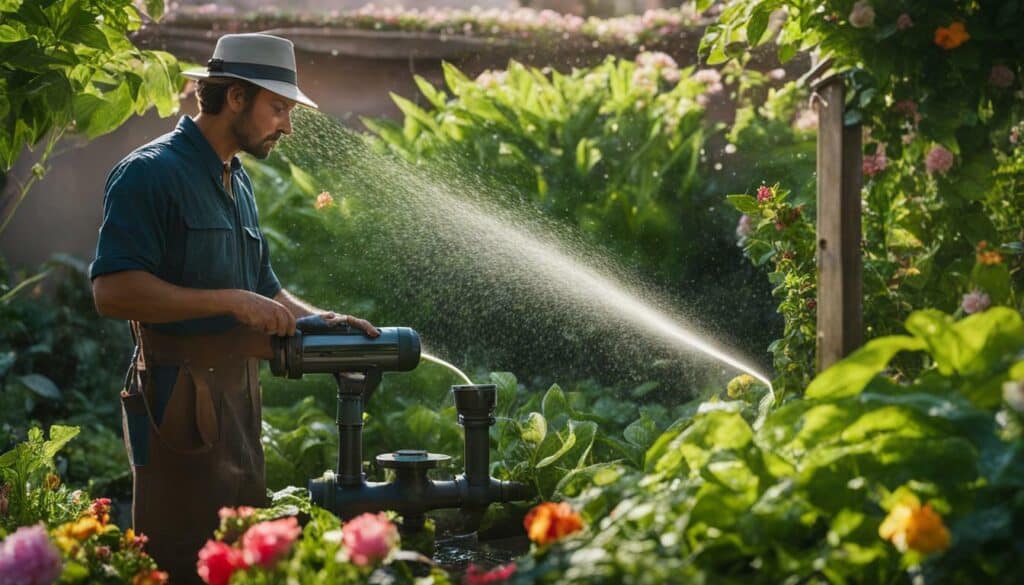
[273,289,322,318]
[92,270,236,323]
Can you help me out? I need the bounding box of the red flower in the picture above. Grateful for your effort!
[342,512,399,567]
[196,540,246,585]
[464,562,518,584]
[90,498,112,524]
[756,185,773,203]
[241,517,301,568]
[524,502,583,545]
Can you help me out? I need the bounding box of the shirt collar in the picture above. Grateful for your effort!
[175,116,242,179]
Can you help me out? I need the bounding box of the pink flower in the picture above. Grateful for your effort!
[849,1,875,28]
[1011,127,1020,145]
[756,185,773,203]
[241,517,301,568]
[989,65,1015,89]
[342,512,399,567]
[925,145,954,174]
[862,146,887,177]
[897,13,913,30]
[736,214,753,239]
[218,506,256,520]
[464,562,518,584]
[315,191,334,210]
[196,540,246,585]
[961,290,991,314]
[0,524,63,585]
[0,484,9,517]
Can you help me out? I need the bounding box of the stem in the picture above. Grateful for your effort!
[0,128,66,236]
[0,269,50,304]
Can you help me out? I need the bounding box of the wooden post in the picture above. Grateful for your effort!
[813,75,863,372]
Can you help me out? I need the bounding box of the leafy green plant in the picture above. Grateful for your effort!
[0,0,182,232]
[0,424,87,534]
[504,307,1024,583]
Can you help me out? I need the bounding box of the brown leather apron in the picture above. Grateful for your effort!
[120,323,273,584]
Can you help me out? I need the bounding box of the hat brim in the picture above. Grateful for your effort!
[183,69,318,109]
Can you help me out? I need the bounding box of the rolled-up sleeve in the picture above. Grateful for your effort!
[89,160,167,280]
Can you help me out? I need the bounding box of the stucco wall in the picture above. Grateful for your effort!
[0,24,803,270]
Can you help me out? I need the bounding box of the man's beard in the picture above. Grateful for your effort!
[231,108,281,159]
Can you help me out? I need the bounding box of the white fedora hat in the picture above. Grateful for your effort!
[183,33,318,109]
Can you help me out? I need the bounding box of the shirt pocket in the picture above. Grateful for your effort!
[183,214,236,289]
[242,225,263,285]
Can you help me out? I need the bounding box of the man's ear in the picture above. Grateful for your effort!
[226,83,250,114]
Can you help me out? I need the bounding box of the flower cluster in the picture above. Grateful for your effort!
[166,5,704,48]
[464,562,517,585]
[197,514,301,585]
[47,497,165,585]
[523,502,584,546]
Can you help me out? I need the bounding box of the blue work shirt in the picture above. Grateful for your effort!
[89,116,282,334]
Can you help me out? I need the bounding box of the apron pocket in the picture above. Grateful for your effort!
[149,364,221,454]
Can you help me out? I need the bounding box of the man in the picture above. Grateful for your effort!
[89,33,377,583]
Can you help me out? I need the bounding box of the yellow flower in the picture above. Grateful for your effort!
[879,493,951,554]
[726,374,757,399]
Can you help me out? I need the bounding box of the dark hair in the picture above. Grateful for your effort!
[195,78,261,114]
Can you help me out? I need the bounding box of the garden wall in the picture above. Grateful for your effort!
[0,17,803,270]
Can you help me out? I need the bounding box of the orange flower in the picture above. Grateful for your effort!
[879,493,951,554]
[934,21,970,49]
[523,502,583,545]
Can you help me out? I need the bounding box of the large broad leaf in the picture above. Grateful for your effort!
[906,308,1024,379]
[805,335,926,399]
[489,371,518,413]
[43,425,80,460]
[17,373,61,400]
[541,383,571,428]
[520,411,547,445]
[72,83,134,139]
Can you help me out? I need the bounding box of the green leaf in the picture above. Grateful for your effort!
[143,0,165,22]
[536,429,577,469]
[414,75,447,110]
[554,462,623,498]
[17,373,61,400]
[806,336,927,399]
[906,308,1024,379]
[726,194,759,214]
[746,8,770,46]
[489,371,518,412]
[541,384,571,427]
[43,425,80,460]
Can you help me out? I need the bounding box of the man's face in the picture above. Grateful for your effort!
[231,88,296,159]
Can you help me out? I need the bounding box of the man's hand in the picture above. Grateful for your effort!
[321,311,380,338]
[229,290,297,336]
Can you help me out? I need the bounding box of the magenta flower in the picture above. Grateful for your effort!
[0,524,63,585]
[342,512,399,567]
[240,517,301,568]
[849,1,875,28]
[989,65,1015,89]
[756,185,773,203]
[896,13,913,30]
[925,145,954,174]
[962,290,991,314]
